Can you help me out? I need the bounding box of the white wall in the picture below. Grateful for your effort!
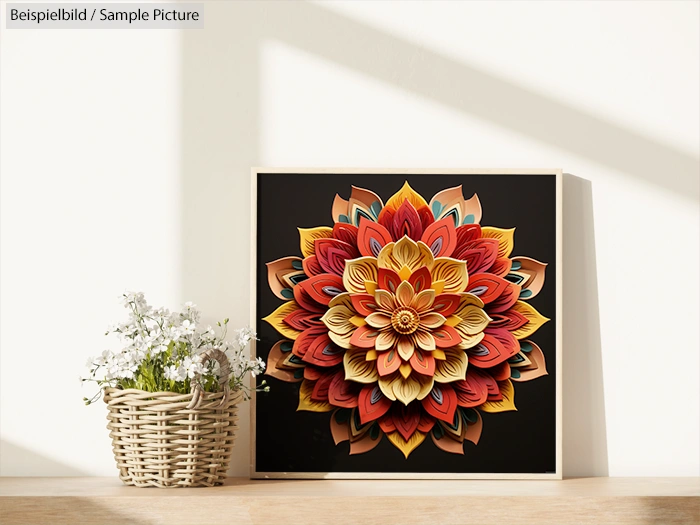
[1,0,698,477]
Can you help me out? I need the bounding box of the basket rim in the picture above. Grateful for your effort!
[102,386,242,397]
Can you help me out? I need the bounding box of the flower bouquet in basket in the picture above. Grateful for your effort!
[82,292,266,487]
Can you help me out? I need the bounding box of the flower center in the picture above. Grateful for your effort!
[391,307,420,335]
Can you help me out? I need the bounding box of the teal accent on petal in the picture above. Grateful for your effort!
[293,369,304,379]
[433,424,445,439]
[506,273,525,285]
[281,288,294,299]
[370,201,383,219]
[461,407,478,424]
[288,354,304,365]
[520,341,533,353]
[511,260,522,271]
[511,369,521,379]
[289,274,308,285]
[369,423,380,440]
[462,214,475,225]
[444,209,459,227]
[280,341,293,353]
[334,408,351,424]
[354,209,373,226]
[339,214,350,223]
[519,289,533,299]
[291,259,304,270]
[431,201,443,219]
[508,353,526,365]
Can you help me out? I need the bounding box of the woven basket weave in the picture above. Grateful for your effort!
[103,349,242,488]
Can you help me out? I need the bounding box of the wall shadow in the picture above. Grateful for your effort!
[0,439,87,477]
[561,174,609,476]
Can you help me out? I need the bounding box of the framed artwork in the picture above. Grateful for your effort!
[250,169,562,479]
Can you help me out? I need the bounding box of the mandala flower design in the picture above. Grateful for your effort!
[263,182,549,458]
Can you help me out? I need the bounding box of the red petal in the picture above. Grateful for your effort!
[455,238,499,275]
[391,200,423,241]
[485,280,521,314]
[489,361,511,381]
[298,273,345,306]
[490,257,512,277]
[432,325,462,348]
[391,404,421,441]
[408,267,432,293]
[350,293,378,316]
[417,410,437,432]
[467,329,519,368]
[432,294,461,316]
[377,349,401,376]
[328,371,360,408]
[315,238,360,276]
[410,349,436,376]
[358,384,392,424]
[421,217,457,257]
[417,206,436,232]
[302,333,345,367]
[284,309,322,331]
[377,268,402,293]
[293,327,326,358]
[378,414,396,433]
[487,309,528,331]
[421,384,458,423]
[349,325,379,349]
[453,375,487,407]
[456,224,482,246]
[304,366,323,381]
[332,223,359,247]
[467,273,511,304]
[311,373,335,402]
[357,218,393,257]
[302,255,324,277]
[377,207,395,233]
[293,283,325,313]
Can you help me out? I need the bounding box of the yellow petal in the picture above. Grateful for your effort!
[432,349,446,360]
[456,292,484,310]
[434,348,468,383]
[386,431,426,459]
[343,348,379,383]
[480,379,516,413]
[350,315,367,327]
[455,331,485,350]
[343,257,378,294]
[396,336,415,361]
[455,305,490,336]
[445,315,461,327]
[321,305,356,335]
[262,301,302,340]
[411,289,435,312]
[481,227,515,259]
[329,292,354,309]
[385,181,428,211]
[399,362,412,379]
[431,257,469,293]
[365,281,378,295]
[298,226,333,258]
[365,312,391,329]
[395,280,415,307]
[365,349,378,361]
[509,301,550,339]
[297,379,333,412]
[398,266,412,281]
[377,237,434,274]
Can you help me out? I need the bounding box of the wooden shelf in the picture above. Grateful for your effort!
[1,477,698,524]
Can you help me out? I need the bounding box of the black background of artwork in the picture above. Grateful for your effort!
[255,173,557,474]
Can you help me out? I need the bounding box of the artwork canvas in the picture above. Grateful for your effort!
[251,169,562,479]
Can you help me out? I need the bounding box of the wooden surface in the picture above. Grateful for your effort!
[1,477,698,525]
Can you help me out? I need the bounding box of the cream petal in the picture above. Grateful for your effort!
[434,348,468,383]
[431,257,469,294]
[374,289,397,312]
[395,280,415,307]
[396,335,415,361]
[419,312,446,329]
[321,305,356,335]
[455,305,490,335]
[343,257,378,294]
[413,330,436,351]
[365,312,392,329]
[411,289,436,313]
[376,330,398,351]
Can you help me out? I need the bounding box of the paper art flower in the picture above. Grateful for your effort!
[263,182,549,458]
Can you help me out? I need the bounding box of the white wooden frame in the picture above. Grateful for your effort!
[250,168,563,479]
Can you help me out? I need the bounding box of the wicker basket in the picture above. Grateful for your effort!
[103,349,242,488]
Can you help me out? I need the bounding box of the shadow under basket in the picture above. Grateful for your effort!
[103,387,243,488]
